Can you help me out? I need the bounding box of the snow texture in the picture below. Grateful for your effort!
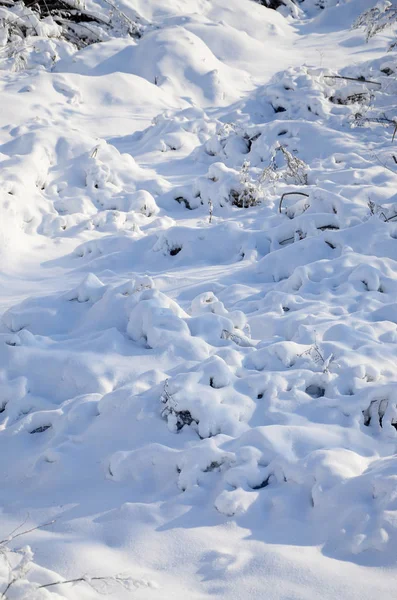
[0,0,397,598]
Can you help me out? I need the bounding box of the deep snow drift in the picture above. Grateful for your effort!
[0,0,397,598]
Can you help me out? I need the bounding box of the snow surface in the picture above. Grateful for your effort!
[1,0,397,598]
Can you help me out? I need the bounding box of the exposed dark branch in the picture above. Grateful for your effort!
[1,578,15,599]
[384,213,397,222]
[357,114,396,126]
[324,75,381,86]
[279,191,309,214]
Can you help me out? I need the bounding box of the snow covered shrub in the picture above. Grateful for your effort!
[276,144,308,185]
[254,0,300,17]
[160,357,254,438]
[192,137,310,211]
[260,143,309,187]
[368,199,397,222]
[329,89,371,106]
[0,3,67,70]
[160,379,197,432]
[85,141,161,214]
[126,289,190,350]
[190,291,248,333]
[193,162,261,209]
[0,0,143,70]
[204,123,259,160]
[353,1,397,49]
[230,160,261,208]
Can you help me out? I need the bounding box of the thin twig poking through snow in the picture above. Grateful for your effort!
[0,520,55,599]
[98,0,141,36]
[278,144,308,185]
[260,143,309,190]
[0,519,154,598]
[0,519,55,546]
[38,573,151,591]
[368,199,397,222]
[298,336,335,374]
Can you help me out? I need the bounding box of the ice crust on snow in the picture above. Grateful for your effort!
[1,0,397,598]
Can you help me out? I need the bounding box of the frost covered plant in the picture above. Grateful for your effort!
[233,145,309,207]
[230,160,260,208]
[260,143,309,188]
[220,328,254,347]
[217,122,238,139]
[299,338,335,373]
[160,378,171,405]
[0,519,148,598]
[353,1,397,49]
[278,144,308,185]
[1,544,34,599]
[0,4,60,69]
[100,0,142,38]
[0,520,54,598]
[368,199,388,220]
[160,379,196,432]
[205,122,238,157]
[368,199,397,222]
[259,146,280,188]
[0,0,142,69]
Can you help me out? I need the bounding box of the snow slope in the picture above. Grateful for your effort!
[1,0,397,598]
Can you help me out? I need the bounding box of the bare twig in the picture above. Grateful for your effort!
[39,575,128,589]
[1,516,30,543]
[298,336,335,373]
[0,520,55,546]
[0,519,146,599]
[279,191,309,214]
[160,379,171,404]
[371,152,397,175]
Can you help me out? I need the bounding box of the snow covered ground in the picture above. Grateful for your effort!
[1,0,397,597]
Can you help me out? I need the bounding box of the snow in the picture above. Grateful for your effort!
[1,0,397,598]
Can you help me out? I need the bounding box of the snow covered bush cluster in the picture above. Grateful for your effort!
[353,0,397,48]
[0,0,142,71]
[1,0,397,598]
